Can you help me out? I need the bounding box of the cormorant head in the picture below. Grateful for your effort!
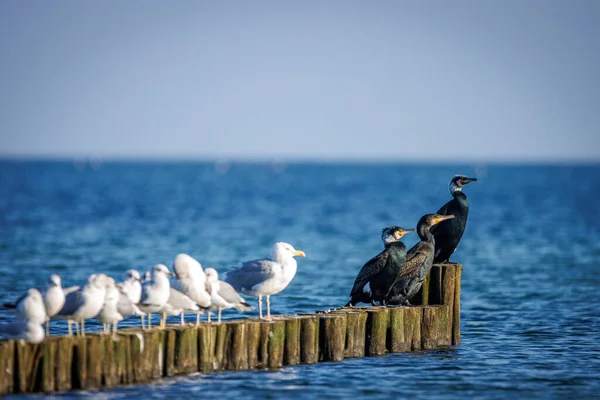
[417,214,455,237]
[381,226,416,245]
[450,175,478,193]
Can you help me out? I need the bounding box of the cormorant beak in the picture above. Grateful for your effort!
[397,228,416,238]
[294,250,306,257]
[460,177,478,185]
[433,215,455,224]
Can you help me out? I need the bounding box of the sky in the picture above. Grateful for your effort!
[0,1,599,162]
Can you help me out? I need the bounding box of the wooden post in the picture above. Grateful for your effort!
[174,327,198,375]
[404,307,423,350]
[245,321,261,369]
[260,320,285,369]
[225,321,248,371]
[441,265,456,345]
[83,335,104,389]
[365,308,388,356]
[299,315,319,364]
[15,340,42,392]
[54,336,73,391]
[332,310,367,358]
[39,338,57,392]
[0,340,15,394]
[283,317,301,366]
[453,264,462,345]
[319,314,346,362]
[422,305,451,349]
[197,323,227,372]
[387,307,408,353]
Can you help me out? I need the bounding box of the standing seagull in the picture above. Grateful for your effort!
[41,274,66,335]
[97,277,123,334]
[386,214,455,305]
[119,269,143,327]
[205,268,252,323]
[346,226,415,306]
[224,242,305,320]
[137,264,174,329]
[431,175,477,263]
[0,320,45,343]
[171,254,211,325]
[159,288,201,327]
[56,274,109,336]
[4,288,48,325]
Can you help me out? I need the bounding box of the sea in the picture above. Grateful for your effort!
[1,160,599,399]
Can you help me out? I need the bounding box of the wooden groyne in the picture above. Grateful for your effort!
[0,264,461,395]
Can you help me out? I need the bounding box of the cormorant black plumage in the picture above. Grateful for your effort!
[385,214,454,305]
[346,226,415,306]
[431,175,477,263]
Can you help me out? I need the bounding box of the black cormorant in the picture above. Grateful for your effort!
[385,214,454,305]
[346,226,415,306]
[431,175,477,263]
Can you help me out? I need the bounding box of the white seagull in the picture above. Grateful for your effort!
[137,264,174,329]
[224,242,305,319]
[171,253,211,325]
[205,268,252,323]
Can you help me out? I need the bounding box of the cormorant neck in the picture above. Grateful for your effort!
[450,181,462,195]
[385,241,405,250]
[417,224,434,242]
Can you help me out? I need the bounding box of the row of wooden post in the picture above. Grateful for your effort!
[0,264,461,395]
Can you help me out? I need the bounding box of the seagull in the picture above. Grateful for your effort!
[15,288,47,325]
[56,274,109,336]
[205,268,252,323]
[172,253,211,325]
[224,242,305,320]
[119,269,143,326]
[41,274,66,335]
[159,288,201,327]
[137,264,174,329]
[0,320,45,343]
[97,277,123,334]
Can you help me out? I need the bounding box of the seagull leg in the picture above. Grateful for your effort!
[141,315,145,330]
[45,321,50,336]
[218,308,222,323]
[67,321,72,336]
[266,295,271,320]
[196,312,200,326]
[113,321,117,334]
[180,313,184,326]
[258,296,263,319]
[148,313,152,329]
[81,320,86,336]
[75,321,80,336]
[207,312,211,323]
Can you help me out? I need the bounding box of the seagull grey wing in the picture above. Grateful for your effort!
[224,259,278,292]
[57,290,83,317]
[350,251,388,297]
[168,289,199,311]
[63,286,80,296]
[218,282,253,311]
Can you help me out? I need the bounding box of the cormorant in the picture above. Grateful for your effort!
[385,214,455,305]
[346,226,415,306]
[431,175,477,263]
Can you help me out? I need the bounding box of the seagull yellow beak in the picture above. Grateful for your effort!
[294,250,306,257]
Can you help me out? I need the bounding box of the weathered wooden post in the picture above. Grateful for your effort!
[197,323,227,372]
[319,314,346,362]
[283,317,301,366]
[102,333,131,387]
[0,340,15,394]
[259,319,286,369]
[452,264,462,345]
[365,307,389,356]
[165,326,198,376]
[54,336,74,391]
[246,320,262,369]
[332,309,367,358]
[421,305,451,349]
[14,340,41,392]
[225,321,248,371]
[299,315,319,364]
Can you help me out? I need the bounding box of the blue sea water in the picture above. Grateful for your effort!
[1,161,599,399]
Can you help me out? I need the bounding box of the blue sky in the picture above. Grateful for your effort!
[1,1,599,162]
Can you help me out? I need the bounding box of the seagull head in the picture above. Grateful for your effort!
[271,242,306,262]
[204,268,218,283]
[47,274,62,288]
[152,263,175,278]
[124,269,142,282]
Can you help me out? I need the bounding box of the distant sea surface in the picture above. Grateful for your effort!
[1,161,599,399]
